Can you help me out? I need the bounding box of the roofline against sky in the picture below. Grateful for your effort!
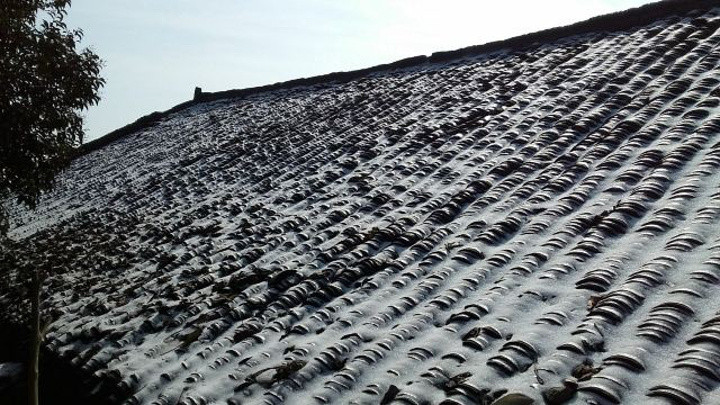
[79,0,715,156]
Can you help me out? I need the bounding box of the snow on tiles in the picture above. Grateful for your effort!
[2,4,720,405]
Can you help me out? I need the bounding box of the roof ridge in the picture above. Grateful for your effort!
[79,0,716,155]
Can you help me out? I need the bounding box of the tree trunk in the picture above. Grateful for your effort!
[29,269,40,405]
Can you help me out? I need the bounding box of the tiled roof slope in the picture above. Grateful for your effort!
[3,3,720,405]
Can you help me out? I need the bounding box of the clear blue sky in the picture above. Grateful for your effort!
[66,0,655,141]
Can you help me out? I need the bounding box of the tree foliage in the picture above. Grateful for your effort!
[0,0,104,231]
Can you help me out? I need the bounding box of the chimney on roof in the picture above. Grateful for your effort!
[194,87,202,101]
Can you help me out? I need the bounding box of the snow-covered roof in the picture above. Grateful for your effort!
[2,2,720,405]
